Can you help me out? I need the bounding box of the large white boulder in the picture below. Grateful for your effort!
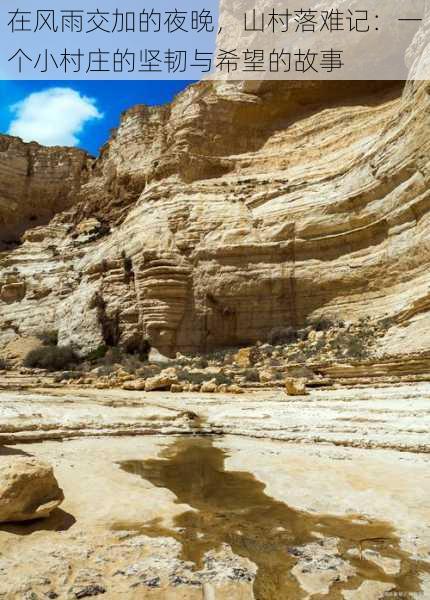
[0,457,64,523]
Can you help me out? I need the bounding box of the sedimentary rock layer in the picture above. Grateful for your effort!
[1,79,430,357]
[0,383,429,452]
[0,135,91,246]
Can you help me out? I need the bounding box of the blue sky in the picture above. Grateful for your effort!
[0,80,193,156]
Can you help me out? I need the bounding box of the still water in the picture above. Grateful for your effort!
[117,437,428,599]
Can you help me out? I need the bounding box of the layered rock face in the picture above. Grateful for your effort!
[1,79,430,357]
[0,135,91,246]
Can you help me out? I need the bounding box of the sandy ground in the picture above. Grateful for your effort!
[0,384,429,599]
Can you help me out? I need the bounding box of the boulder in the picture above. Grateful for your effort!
[170,383,183,393]
[148,347,173,366]
[0,458,64,523]
[145,368,178,391]
[75,218,101,236]
[201,379,218,393]
[227,384,244,394]
[285,377,308,396]
[122,379,146,391]
[116,369,133,381]
[259,368,275,383]
[232,347,260,368]
[95,381,110,389]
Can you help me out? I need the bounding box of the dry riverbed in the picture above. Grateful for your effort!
[0,383,429,599]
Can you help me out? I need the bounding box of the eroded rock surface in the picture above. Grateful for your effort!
[0,135,91,246]
[0,434,428,599]
[0,80,430,361]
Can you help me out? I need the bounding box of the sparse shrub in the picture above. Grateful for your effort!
[86,345,144,371]
[274,369,285,381]
[121,354,144,374]
[177,369,207,385]
[307,316,335,332]
[176,369,232,386]
[97,223,111,238]
[343,336,369,360]
[313,339,326,353]
[297,328,310,341]
[36,329,58,346]
[194,357,209,369]
[379,316,395,329]
[268,326,297,346]
[243,368,260,383]
[136,365,161,379]
[103,346,122,364]
[85,345,108,361]
[90,364,117,378]
[53,371,82,383]
[214,372,234,386]
[139,337,151,360]
[287,350,307,362]
[175,355,192,367]
[23,345,77,371]
[269,357,282,367]
[205,349,228,363]
[328,328,371,361]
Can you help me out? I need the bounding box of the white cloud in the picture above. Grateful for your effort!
[8,87,103,147]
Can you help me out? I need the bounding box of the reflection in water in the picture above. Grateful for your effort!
[117,437,428,599]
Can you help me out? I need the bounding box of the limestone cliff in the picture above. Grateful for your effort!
[1,79,430,358]
[0,135,91,246]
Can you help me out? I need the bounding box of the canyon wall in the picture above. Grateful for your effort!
[0,78,430,357]
[0,135,91,246]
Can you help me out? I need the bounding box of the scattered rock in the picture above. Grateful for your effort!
[145,368,178,391]
[201,380,218,393]
[227,384,244,394]
[148,347,173,366]
[291,538,355,596]
[285,377,308,396]
[122,379,146,391]
[170,384,183,393]
[259,368,275,384]
[75,585,106,599]
[233,347,260,368]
